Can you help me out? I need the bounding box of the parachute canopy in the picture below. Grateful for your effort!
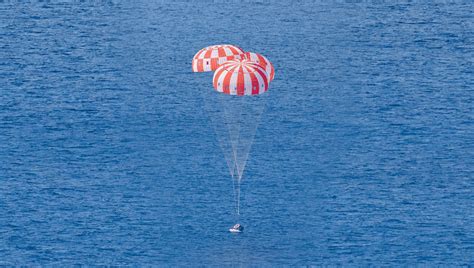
[213,59,269,96]
[192,44,245,72]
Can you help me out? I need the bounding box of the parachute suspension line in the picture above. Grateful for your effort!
[236,182,241,216]
[218,93,243,170]
[200,88,241,216]
[217,94,242,216]
[234,96,246,180]
[204,104,235,180]
[227,96,245,180]
[219,94,247,216]
[199,85,269,218]
[234,97,245,217]
[231,94,267,182]
[219,93,268,217]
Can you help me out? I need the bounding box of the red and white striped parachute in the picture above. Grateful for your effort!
[213,59,269,96]
[243,52,275,82]
[192,44,274,94]
[192,44,244,72]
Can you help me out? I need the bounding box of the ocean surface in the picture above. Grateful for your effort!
[1,0,473,265]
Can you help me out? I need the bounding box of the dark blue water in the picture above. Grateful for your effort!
[1,0,473,265]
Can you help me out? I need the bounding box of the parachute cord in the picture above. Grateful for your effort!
[201,90,239,217]
[235,97,266,221]
[231,171,238,216]
[233,96,244,218]
[199,87,269,221]
[234,96,245,179]
[217,94,244,218]
[237,180,241,216]
[218,94,240,217]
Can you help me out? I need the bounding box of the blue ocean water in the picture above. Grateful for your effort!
[1,0,473,265]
